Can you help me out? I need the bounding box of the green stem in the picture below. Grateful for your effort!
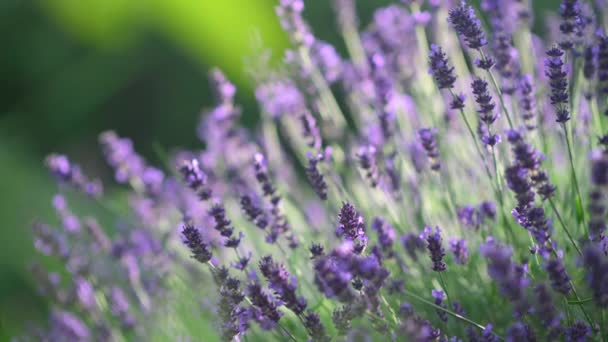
[567,297,592,305]
[548,198,582,257]
[478,50,514,129]
[438,272,453,315]
[562,122,588,233]
[403,290,503,340]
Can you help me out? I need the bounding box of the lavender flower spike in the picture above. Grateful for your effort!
[418,128,441,171]
[449,237,469,265]
[545,47,570,123]
[448,1,489,50]
[421,226,446,272]
[182,224,212,264]
[428,44,456,89]
[305,152,328,200]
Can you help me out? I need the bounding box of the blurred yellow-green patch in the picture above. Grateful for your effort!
[40,0,289,88]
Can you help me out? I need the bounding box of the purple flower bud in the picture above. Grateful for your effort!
[421,226,446,272]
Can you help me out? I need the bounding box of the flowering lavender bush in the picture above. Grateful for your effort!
[21,0,608,341]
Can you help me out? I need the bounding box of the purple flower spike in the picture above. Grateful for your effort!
[182,224,212,263]
[518,75,537,131]
[545,47,570,123]
[472,78,500,147]
[179,158,212,200]
[336,203,367,254]
[418,128,441,171]
[565,321,591,341]
[247,283,283,330]
[429,44,457,89]
[589,151,608,242]
[534,284,562,338]
[480,237,530,316]
[421,226,446,272]
[45,154,103,197]
[559,0,584,50]
[449,237,469,265]
[240,195,268,229]
[305,153,328,200]
[401,233,426,261]
[582,244,608,308]
[371,217,395,250]
[356,145,379,188]
[50,310,90,341]
[259,255,307,314]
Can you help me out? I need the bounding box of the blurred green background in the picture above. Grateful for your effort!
[0,0,557,339]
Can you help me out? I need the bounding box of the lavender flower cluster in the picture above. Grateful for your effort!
[21,0,608,341]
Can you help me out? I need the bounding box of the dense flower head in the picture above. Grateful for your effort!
[545,47,570,123]
[421,226,446,272]
[448,1,488,50]
[429,44,457,89]
[336,203,367,253]
[181,224,213,264]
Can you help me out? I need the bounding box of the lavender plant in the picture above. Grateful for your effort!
[21,0,608,341]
